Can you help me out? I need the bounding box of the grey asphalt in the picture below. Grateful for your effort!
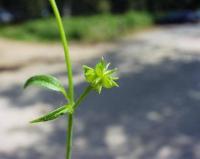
[1,24,200,159]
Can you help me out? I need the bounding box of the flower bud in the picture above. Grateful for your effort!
[83,57,119,93]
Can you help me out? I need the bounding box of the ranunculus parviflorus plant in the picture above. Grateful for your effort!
[24,0,119,159]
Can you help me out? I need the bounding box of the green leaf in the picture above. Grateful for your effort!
[24,75,69,99]
[30,104,73,123]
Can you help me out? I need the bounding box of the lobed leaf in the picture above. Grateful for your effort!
[24,75,69,99]
[30,104,73,123]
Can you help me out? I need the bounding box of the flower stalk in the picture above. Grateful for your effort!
[49,1,74,159]
[49,0,74,102]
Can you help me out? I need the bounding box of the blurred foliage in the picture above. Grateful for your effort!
[0,12,153,42]
[0,0,198,42]
[131,0,200,12]
[97,0,111,13]
[0,0,200,19]
[0,0,47,18]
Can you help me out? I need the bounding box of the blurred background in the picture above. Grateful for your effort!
[1,0,200,159]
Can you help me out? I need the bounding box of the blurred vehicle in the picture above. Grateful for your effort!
[0,8,14,24]
[156,11,199,24]
[195,10,200,21]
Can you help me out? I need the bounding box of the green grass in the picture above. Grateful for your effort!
[0,11,153,42]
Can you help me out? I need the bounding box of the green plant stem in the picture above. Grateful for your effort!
[49,1,74,159]
[66,114,73,159]
[49,0,74,102]
[66,86,92,159]
[74,85,93,110]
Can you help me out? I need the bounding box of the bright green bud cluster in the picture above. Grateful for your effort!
[83,57,119,93]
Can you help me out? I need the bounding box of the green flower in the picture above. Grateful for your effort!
[83,57,119,93]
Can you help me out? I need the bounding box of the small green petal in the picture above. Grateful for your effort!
[105,68,117,75]
[103,78,112,88]
[83,65,93,70]
[95,64,104,76]
[97,85,102,94]
[111,80,119,87]
[94,77,101,85]
[100,57,106,67]
[105,63,111,70]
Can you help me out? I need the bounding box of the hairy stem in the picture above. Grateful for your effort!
[49,1,74,159]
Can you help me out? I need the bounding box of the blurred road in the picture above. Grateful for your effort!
[1,24,200,159]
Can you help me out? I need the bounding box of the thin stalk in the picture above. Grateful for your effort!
[49,0,74,102]
[74,85,92,110]
[66,114,73,159]
[65,86,92,159]
[49,1,74,159]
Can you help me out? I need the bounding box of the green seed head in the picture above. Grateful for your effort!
[83,57,119,94]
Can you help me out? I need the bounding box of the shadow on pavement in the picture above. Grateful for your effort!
[1,50,200,159]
